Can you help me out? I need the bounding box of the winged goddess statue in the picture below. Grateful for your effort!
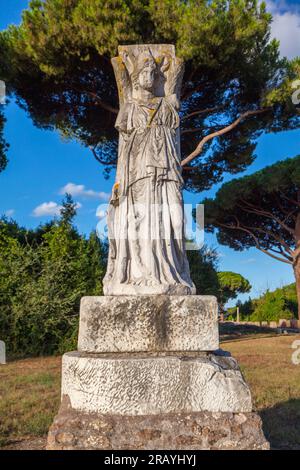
[103,45,195,296]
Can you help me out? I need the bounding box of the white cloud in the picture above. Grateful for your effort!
[60,182,110,201]
[32,201,82,217]
[272,11,300,58]
[265,0,300,59]
[4,209,15,217]
[32,202,62,217]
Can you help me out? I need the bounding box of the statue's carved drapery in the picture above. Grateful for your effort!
[103,45,195,295]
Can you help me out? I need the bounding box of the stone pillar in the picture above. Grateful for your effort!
[0,340,5,365]
[47,295,269,450]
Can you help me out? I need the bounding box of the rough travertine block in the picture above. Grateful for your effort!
[61,351,252,415]
[47,396,269,450]
[78,295,219,353]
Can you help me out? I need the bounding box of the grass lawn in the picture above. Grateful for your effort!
[226,334,300,450]
[0,333,300,450]
[0,356,61,449]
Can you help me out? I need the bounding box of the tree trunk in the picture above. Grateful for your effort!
[294,206,300,320]
[293,260,300,320]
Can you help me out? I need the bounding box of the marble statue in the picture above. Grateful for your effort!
[103,44,195,296]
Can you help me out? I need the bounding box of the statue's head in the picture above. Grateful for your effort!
[119,46,173,98]
[136,51,157,91]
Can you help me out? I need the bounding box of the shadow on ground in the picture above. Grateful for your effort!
[219,322,277,342]
[260,399,300,450]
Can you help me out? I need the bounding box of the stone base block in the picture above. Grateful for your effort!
[61,351,252,415]
[78,295,219,353]
[47,396,269,450]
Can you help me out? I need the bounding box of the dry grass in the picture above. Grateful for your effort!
[0,334,300,449]
[225,334,300,450]
[0,356,61,448]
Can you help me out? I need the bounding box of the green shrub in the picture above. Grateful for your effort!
[234,284,297,322]
[0,197,107,357]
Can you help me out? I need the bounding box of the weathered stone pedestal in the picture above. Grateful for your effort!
[47,296,269,450]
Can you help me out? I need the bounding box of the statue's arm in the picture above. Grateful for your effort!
[165,57,185,105]
[111,56,132,106]
[115,102,137,143]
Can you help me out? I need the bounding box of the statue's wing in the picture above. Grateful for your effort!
[111,56,132,106]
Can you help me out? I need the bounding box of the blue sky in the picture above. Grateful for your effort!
[0,0,300,305]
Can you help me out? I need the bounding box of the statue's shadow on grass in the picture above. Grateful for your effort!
[259,398,300,450]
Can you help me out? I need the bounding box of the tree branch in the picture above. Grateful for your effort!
[181,106,222,121]
[256,248,293,265]
[268,245,293,262]
[216,221,293,265]
[279,191,300,208]
[292,246,300,261]
[181,83,204,101]
[89,146,108,165]
[274,193,298,220]
[73,86,119,114]
[181,108,270,167]
[239,222,293,257]
[86,91,119,114]
[238,200,295,236]
[182,125,224,135]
